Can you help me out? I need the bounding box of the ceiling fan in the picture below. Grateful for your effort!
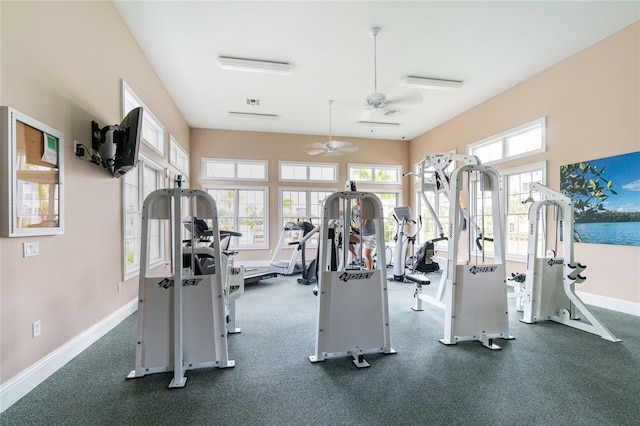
[305,100,359,156]
[364,27,422,113]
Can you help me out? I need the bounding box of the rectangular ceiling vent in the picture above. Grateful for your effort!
[357,120,400,127]
[229,111,279,120]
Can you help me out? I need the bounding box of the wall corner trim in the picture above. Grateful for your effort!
[0,299,138,413]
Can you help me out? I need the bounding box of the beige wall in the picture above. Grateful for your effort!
[0,1,189,383]
[190,128,408,261]
[1,0,637,396]
[410,22,640,303]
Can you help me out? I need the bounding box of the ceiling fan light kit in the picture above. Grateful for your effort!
[217,56,293,75]
[403,76,464,90]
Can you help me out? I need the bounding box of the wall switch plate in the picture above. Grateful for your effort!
[32,320,41,337]
[23,242,40,257]
[117,282,123,293]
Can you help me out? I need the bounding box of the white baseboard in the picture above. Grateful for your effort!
[0,298,138,413]
[576,291,640,317]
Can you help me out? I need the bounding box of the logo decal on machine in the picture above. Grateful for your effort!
[547,259,564,267]
[339,271,374,282]
[468,265,498,274]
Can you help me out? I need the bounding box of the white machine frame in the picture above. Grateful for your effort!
[127,189,237,388]
[411,153,479,312]
[269,222,307,275]
[309,191,396,368]
[440,164,512,349]
[515,183,620,342]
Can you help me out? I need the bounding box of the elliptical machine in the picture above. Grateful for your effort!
[296,219,320,285]
[388,207,431,285]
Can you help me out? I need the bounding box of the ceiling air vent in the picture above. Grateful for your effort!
[229,111,279,120]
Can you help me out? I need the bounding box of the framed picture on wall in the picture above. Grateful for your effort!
[560,151,640,246]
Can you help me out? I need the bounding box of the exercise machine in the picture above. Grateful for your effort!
[269,221,314,275]
[309,190,396,367]
[183,217,276,287]
[388,206,431,286]
[411,152,512,349]
[411,152,479,312]
[512,183,620,342]
[440,163,512,349]
[297,220,320,285]
[128,189,236,388]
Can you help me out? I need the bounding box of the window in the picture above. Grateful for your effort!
[280,188,335,226]
[123,154,165,279]
[348,164,402,184]
[280,188,335,246]
[202,158,268,181]
[369,191,401,244]
[169,136,189,176]
[279,161,338,182]
[205,187,268,249]
[415,191,449,250]
[468,117,545,165]
[503,163,546,260]
[122,81,165,156]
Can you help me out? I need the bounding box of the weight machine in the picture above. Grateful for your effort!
[513,183,620,342]
[127,189,238,388]
[411,153,512,349]
[411,153,480,312]
[309,191,396,367]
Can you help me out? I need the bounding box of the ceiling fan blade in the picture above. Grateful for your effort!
[305,149,326,156]
[326,140,353,149]
[385,90,423,107]
[304,142,326,150]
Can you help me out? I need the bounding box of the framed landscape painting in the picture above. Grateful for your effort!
[560,151,640,246]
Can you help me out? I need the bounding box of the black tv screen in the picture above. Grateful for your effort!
[112,107,143,177]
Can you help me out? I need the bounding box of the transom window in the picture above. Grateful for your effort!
[169,135,189,176]
[202,158,268,181]
[468,117,545,164]
[122,80,165,157]
[279,161,338,182]
[348,164,402,184]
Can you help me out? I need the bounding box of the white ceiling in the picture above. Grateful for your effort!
[114,1,639,142]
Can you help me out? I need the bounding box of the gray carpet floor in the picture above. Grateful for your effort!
[1,271,639,425]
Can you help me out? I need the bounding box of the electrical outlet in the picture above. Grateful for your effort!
[117,282,123,293]
[32,320,41,338]
[74,140,85,157]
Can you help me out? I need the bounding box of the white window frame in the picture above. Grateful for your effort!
[279,187,337,248]
[122,153,166,280]
[169,135,189,177]
[348,163,402,185]
[278,161,338,183]
[367,189,402,244]
[204,185,269,250]
[414,189,450,251]
[201,158,268,181]
[501,161,547,262]
[122,80,165,157]
[467,117,546,165]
